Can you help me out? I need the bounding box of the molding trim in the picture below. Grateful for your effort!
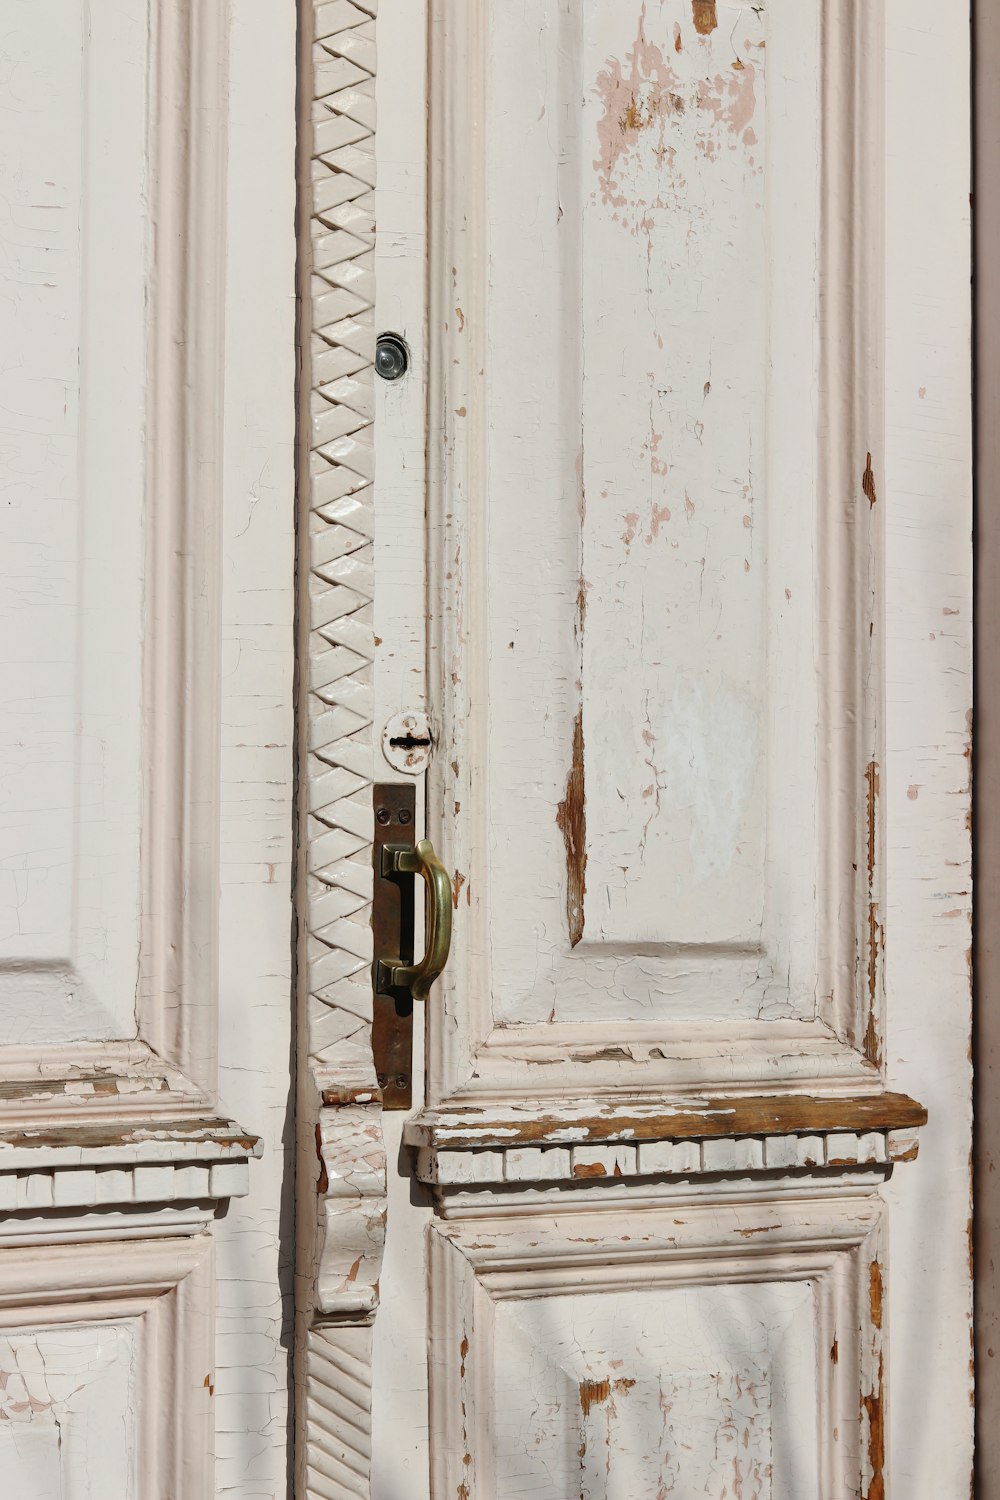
[0,1116,260,1214]
[0,1204,216,1245]
[296,0,385,1311]
[301,0,378,1085]
[314,1104,385,1315]
[416,1131,915,1189]
[303,1324,374,1500]
[139,0,230,1097]
[976,0,1000,1487]
[295,4,384,1494]
[406,1091,925,1185]
[817,0,886,1062]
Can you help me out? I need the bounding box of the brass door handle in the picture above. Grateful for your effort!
[376,838,452,1001]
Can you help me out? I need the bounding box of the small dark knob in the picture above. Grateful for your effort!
[375,333,409,381]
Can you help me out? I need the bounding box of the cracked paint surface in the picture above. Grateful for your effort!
[492,1281,816,1498]
[0,1326,136,1496]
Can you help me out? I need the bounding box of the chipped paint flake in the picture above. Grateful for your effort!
[556,709,587,947]
[691,0,718,37]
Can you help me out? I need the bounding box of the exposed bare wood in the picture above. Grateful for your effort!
[555,709,587,947]
[406,1092,927,1151]
[0,1119,261,1154]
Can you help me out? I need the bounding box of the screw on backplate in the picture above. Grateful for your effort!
[377,1072,388,1089]
[376,807,391,824]
[398,809,412,824]
[395,1076,408,1089]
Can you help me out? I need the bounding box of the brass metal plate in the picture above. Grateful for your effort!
[371,782,416,1109]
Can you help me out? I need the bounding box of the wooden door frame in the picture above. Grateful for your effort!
[975,1,998,1490]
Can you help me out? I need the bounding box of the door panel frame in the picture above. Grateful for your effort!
[0,1,231,1124]
[422,0,887,1109]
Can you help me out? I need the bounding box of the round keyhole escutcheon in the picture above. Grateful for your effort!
[375,332,410,382]
[382,710,433,774]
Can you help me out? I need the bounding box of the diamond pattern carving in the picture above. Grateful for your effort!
[307,0,378,1078]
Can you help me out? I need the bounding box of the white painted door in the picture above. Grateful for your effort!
[0,4,296,1495]
[301,2,972,1499]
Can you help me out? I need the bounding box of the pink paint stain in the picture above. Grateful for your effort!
[592,4,684,213]
[592,9,761,232]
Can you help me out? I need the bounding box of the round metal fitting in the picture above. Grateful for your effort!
[375,332,410,382]
[382,710,433,774]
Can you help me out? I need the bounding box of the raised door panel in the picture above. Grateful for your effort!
[428,0,884,1101]
[0,0,149,1045]
[0,0,231,1103]
[492,1286,816,1497]
[0,2,249,1115]
[431,1193,885,1499]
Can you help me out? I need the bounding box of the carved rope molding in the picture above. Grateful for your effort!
[298,2,384,1497]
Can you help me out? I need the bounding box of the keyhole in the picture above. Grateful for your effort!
[389,733,432,752]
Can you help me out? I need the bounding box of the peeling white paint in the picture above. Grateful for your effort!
[425,0,873,1082]
[0,1325,137,1499]
[495,1282,814,1499]
[661,673,761,888]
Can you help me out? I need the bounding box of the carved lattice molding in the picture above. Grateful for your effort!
[305,0,378,1081]
[297,2,385,1496]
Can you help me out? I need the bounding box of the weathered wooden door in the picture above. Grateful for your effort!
[1,0,969,1494]
[300,1,972,1498]
[0,3,297,1494]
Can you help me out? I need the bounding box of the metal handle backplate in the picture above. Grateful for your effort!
[371,783,453,1110]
